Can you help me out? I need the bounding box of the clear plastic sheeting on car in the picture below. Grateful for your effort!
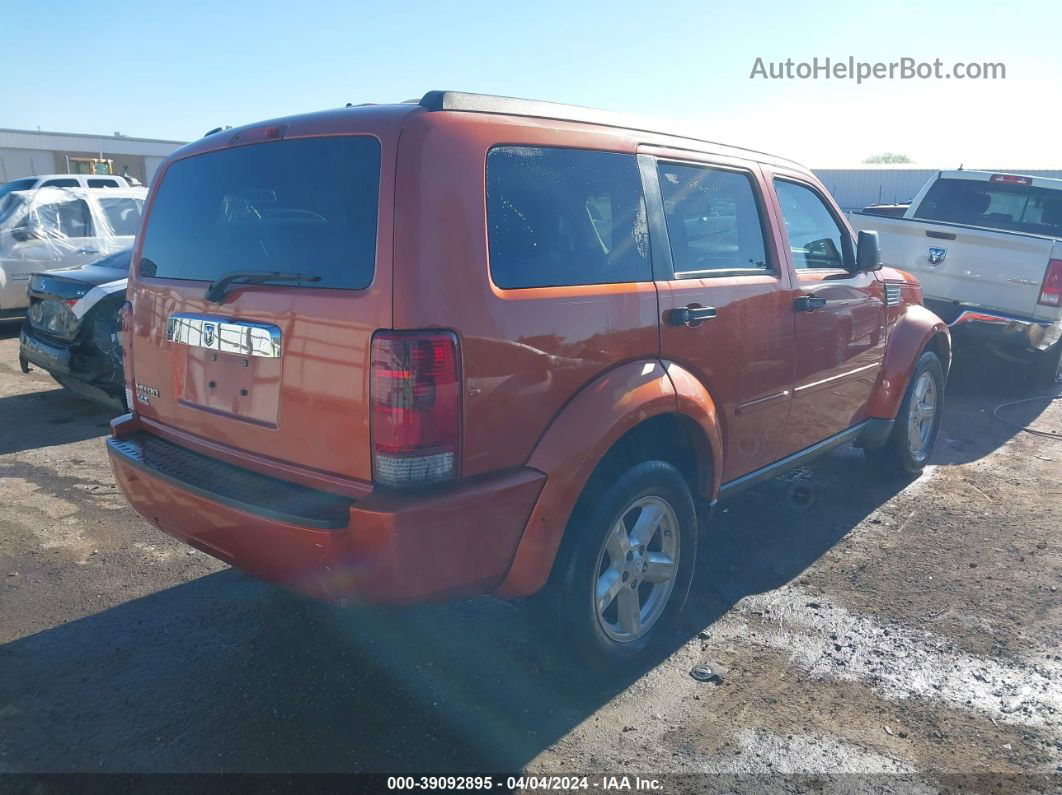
[0,186,146,313]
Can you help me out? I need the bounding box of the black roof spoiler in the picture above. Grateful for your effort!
[417,90,801,167]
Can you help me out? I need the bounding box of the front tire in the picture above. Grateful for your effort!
[866,350,945,475]
[530,460,697,670]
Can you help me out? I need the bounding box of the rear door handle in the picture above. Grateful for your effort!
[794,295,827,312]
[668,305,717,327]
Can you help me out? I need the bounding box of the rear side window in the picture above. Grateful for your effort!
[88,178,120,188]
[139,136,381,289]
[98,197,144,236]
[41,178,79,188]
[486,146,650,289]
[658,162,769,275]
[913,178,1062,236]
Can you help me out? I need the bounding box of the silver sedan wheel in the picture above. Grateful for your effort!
[907,372,937,457]
[593,495,680,643]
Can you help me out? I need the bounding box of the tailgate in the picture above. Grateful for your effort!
[852,214,1055,317]
[128,130,393,484]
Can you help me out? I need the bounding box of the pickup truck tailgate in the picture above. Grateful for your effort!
[852,214,1057,319]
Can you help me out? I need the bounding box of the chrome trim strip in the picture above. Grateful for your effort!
[166,313,281,358]
[735,389,791,415]
[794,362,880,393]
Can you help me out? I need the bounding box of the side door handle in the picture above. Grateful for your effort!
[668,304,717,327]
[794,295,827,312]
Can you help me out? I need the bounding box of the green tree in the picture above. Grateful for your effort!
[863,153,913,164]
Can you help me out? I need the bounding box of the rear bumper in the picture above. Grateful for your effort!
[19,325,74,375]
[947,308,1062,352]
[107,416,546,604]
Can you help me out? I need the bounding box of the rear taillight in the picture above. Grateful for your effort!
[1039,260,1062,307]
[119,301,133,334]
[370,331,460,487]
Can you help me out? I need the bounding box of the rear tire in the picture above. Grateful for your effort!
[866,350,945,476]
[529,460,697,671]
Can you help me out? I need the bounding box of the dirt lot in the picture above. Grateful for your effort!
[0,322,1059,789]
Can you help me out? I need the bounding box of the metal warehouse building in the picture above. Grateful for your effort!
[813,166,1062,212]
[0,128,185,187]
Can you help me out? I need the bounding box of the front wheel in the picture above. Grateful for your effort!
[866,350,945,476]
[530,460,697,670]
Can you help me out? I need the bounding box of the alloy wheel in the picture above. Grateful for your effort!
[907,372,937,457]
[593,495,680,643]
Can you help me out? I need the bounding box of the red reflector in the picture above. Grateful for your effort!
[989,174,1033,185]
[370,331,460,486]
[1039,259,1062,307]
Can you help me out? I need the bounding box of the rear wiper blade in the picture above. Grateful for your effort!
[204,271,321,304]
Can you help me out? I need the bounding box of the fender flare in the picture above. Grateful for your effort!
[865,303,951,419]
[494,359,722,597]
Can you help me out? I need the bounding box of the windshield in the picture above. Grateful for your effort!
[138,136,381,289]
[0,178,37,201]
[913,177,1062,236]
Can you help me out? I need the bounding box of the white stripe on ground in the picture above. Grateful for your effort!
[711,586,1062,731]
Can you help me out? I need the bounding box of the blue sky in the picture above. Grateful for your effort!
[5,0,1060,166]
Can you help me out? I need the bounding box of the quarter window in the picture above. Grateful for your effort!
[98,197,145,236]
[657,162,769,275]
[774,180,849,270]
[486,146,651,289]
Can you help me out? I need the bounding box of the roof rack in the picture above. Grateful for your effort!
[418,91,800,167]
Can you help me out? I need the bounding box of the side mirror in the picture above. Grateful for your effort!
[11,226,31,243]
[855,230,882,272]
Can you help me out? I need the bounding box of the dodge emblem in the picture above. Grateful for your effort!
[927,247,947,266]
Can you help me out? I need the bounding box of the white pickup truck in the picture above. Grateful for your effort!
[851,170,1062,384]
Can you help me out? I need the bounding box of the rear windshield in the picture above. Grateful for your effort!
[91,248,132,270]
[913,177,1062,237]
[139,136,381,289]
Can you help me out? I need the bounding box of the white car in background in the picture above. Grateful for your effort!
[852,170,1062,384]
[0,186,146,319]
[0,173,136,200]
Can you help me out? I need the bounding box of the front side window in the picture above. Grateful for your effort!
[98,197,145,236]
[88,179,120,188]
[657,162,768,275]
[774,180,848,270]
[486,146,651,289]
[41,179,79,188]
[140,136,381,289]
[34,199,93,238]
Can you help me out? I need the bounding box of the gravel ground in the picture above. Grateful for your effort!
[0,323,1059,790]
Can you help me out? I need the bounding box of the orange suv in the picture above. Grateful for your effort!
[109,91,950,666]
